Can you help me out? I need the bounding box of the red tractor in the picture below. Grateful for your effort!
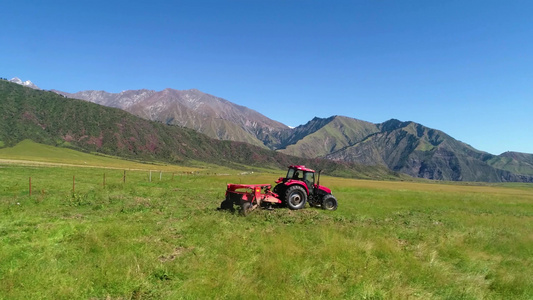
[221,165,338,215]
[273,165,338,211]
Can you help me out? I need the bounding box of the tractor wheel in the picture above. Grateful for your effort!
[321,194,338,211]
[285,186,307,210]
[240,201,252,216]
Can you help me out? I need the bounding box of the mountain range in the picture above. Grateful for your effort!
[53,88,288,149]
[5,78,533,182]
[0,79,395,179]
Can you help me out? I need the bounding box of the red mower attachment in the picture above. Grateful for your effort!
[219,165,338,216]
[221,184,282,216]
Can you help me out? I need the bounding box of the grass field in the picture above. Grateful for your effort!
[1,148,533,299]
[0,140,204,172]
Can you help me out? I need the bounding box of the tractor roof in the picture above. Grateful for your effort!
[289,165,315,172]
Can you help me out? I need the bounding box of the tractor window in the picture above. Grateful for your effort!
[286,168,295,179]
[304,172,314,184]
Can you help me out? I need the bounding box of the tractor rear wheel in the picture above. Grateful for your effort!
[321,194,338,211]
[285,185,307,210]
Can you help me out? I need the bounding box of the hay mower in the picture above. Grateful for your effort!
[220,165,338,215]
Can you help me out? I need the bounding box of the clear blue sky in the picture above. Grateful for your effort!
[2,0,532,155]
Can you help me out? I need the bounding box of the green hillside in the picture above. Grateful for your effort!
[279,116,379,158]
[487,152,533,175]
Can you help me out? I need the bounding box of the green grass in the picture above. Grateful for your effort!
[1,161,533,299]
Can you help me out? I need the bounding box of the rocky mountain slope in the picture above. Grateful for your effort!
[54,88,287,148]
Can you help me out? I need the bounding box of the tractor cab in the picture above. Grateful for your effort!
[278,165,332,195]
[285,165,315,191]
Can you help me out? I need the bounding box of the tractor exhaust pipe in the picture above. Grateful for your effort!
[317,170,322,186]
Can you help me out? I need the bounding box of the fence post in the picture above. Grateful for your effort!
[160,171,162,181]
[123,170,126,183]
[149,170,152,182]
[29,177,32,196]
[73,175,75,193]
[103,173,106,188]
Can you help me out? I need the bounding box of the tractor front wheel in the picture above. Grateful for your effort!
[285,186,307,210]
[321,194,338,211]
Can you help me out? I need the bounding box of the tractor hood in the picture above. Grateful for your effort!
[317,185,332,194]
